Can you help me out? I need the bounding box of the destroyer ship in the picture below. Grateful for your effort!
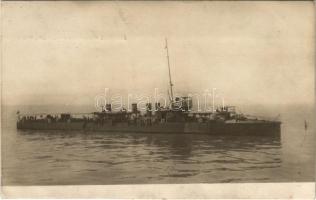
[16,39,281,137]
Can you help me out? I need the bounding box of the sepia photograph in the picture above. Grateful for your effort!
[1,0,315,198]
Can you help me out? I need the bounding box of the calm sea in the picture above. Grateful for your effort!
[1,104,315,185]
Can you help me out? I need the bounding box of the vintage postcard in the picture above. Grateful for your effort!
[1,1,315,198]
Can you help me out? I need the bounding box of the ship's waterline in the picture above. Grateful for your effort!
[17,120,281,136]
[2,104,315,185]
[16,99,281,136]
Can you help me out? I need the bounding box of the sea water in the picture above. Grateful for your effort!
[1,104,314,185]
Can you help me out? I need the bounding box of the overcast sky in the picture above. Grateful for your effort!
[2,1,315,107]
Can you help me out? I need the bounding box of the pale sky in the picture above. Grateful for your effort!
[2,1,315,106]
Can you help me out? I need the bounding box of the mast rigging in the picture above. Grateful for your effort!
[165,38,174,105]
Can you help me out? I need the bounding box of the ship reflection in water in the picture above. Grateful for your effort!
[5,130,281,185]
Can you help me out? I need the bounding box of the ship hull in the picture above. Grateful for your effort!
[17,121,281,137]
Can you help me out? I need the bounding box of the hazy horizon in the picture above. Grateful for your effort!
[2,1,315,107]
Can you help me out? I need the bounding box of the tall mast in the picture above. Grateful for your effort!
[165,38,174,104]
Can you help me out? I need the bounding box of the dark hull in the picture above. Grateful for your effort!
[17,121,281,137]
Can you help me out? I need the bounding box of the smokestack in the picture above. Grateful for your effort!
[155,102,161,111]
[146,103,152,116]
[106,104,112,112]
[132,103,138,113]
